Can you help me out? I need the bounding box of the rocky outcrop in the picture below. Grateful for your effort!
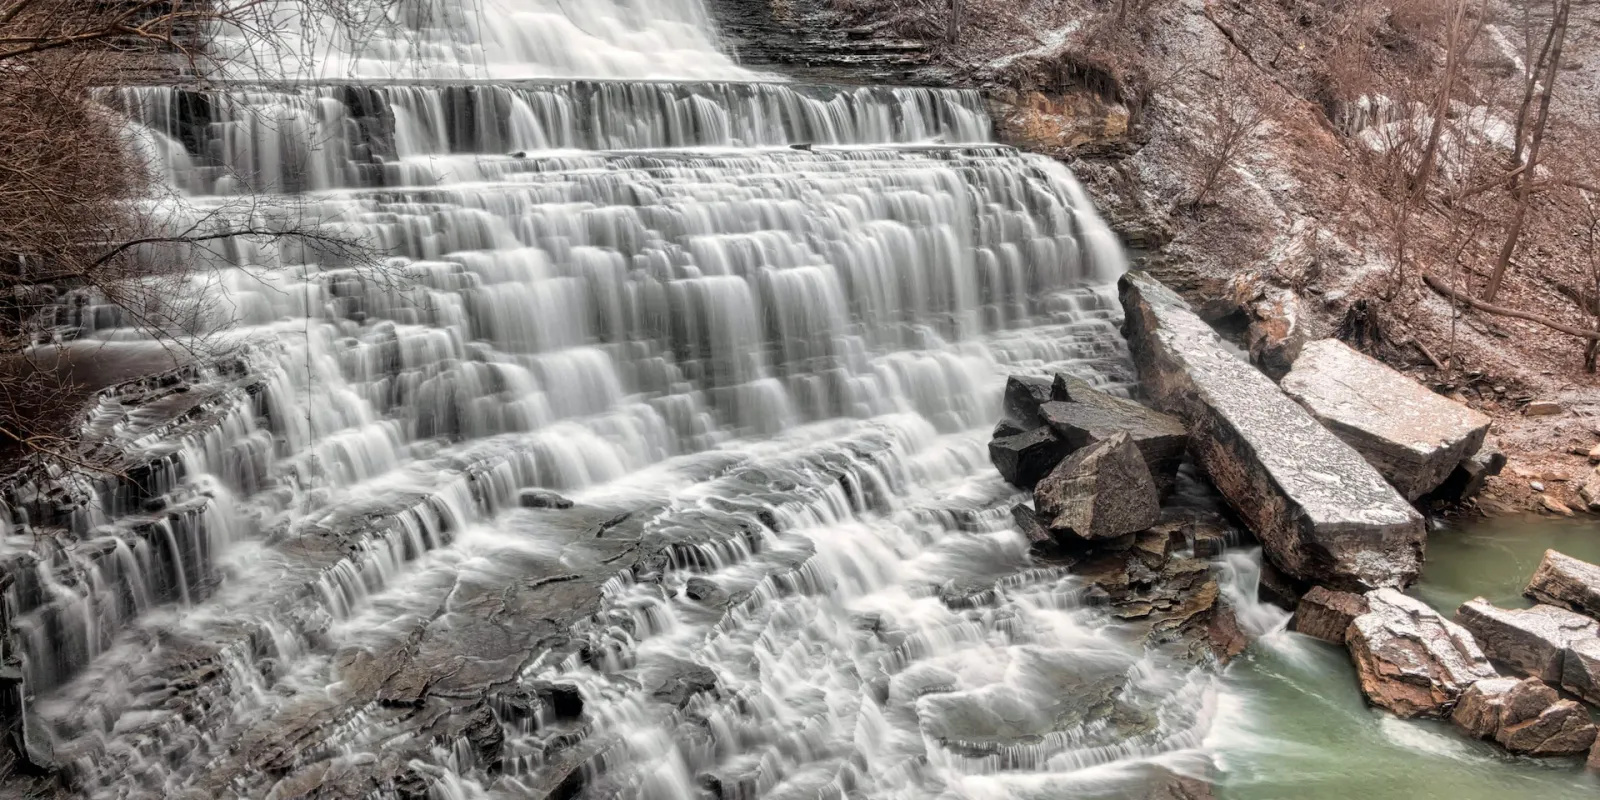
[1039,375,1188,494]
[1526,549,1600,619]
[1281,339,1490,501]
[1291,586,1368,645]
[1347,589,1498,718]
[1452,677,1596,757]
[1453,599,1597,682]
[1033,433,1159,541]
[1119,272,1425,591]
[988,426,1071,488]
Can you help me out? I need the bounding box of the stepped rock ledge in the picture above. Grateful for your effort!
[1119,272,1425,591]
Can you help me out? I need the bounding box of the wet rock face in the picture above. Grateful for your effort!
[1526,549,1600,619]
[1281,339,1490,501]
[1453,599,1598,682]
[1347,589,1498,718]
[1039,375,1187,494]
[988,426,1072,488]
[1291,586,1368,645]
[518,489,574,509]
[1002,375,1056,427]
[1452,677,1597,757]
[1033,433,1160,541]
[1119,272,1425,592]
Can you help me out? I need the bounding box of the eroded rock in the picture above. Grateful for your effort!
[1292,586,1369,645]
[1526,549,1600,619]
[1033,432,1159,541]
[1281,339,1490,500]
[988,426,1072,488]
[1347,589,1497,718]
[1119,272,1425,591]
[1454,598,1597,681]
[1452,677,1595,756]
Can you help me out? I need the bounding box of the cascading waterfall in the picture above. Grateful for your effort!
[1,2,1245,799]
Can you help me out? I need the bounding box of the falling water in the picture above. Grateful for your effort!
[0,2,1259,799]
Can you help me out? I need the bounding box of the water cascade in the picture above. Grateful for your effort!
[1,2,1234,798]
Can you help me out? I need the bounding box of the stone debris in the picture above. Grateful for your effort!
[1452,677,1596,757]
[1033,432,1160,541]
[1346,589,1498,718]
[1524,400,1564,416]
[1526,549,1600,619]
[1120,272,1425,591]
[1292,586,1369,645]
[1453,599,1597,682]
[1280,339,1490,501]
[1038,376,1188,494]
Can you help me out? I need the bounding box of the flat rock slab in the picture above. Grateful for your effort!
[1120,273,1425,591]
[1348,589,1498,718]
[1281,339,1491,500]
[1292,586,1368,645]
[1526,549,1600,619]
[1454,598,1598,682]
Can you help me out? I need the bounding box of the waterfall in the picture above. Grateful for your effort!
[9,2,1187,798]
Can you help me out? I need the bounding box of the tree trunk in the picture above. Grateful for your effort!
[947,0,961,44]
[1485,0,1569,302]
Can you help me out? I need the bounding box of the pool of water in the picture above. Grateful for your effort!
[1213,517,1600,799]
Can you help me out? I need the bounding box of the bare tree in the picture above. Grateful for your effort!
[1188,60,1274,210]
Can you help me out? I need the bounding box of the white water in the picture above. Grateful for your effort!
[0,2,1285,799]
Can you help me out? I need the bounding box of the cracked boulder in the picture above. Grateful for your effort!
[1347,589,1498,718]
[1454,598,1597,682]
[1033,432,1159,541]
[1526,549,1600,619]
[1452,677,1596,757]
[1281,339,1491,501]
[1120,272,1425,591]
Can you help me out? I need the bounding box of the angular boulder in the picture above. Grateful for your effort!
[1526,549,1600,619]
[1002,375,1056,427]
[1347,589,1498,718]
[1033,432,1159,541]
[1281,339,1491,500]
[1120,272,1426,591]
[1037,379,1188,493]
[1426,440,1506,505]
[1562,637,1600,706]
[988,426,1071,488]
[1453,677,1598,756]
[1454,598,1598,682]
[1292,586,1369,645]
[1009,503,1055,550]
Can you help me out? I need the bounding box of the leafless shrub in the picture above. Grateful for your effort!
[1188,61,1276,210]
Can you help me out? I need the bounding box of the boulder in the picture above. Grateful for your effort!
[1426,440,1506,505]
[1591,737,1600,772]
[1292,586,1369,645]
[1036,380,1188,493]
[1002,375,1056,427]
[1525,400,1564,416]
[1454,599,1598,681]
[1347,589,1498,718]
[1120,272,1426,591]
[1561,637,1600,705]
[988,426,1072,488]
[518,489,573,509]
[1009,503,1055,550]
[1453,677,1597,756]
[1525,549,1600,619]
[1033,432,1159,541]
[1280,339,1491,500]
[1241,285,1309,381]
[1580,472,1600,512]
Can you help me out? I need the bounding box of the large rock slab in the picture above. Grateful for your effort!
[1454,598,1598,682]
[1526,549,1600,619]
[1281,339,1491,500]
[1119,272,1426,591]
[1292,586,1369,645]
[1453,677,1598,756]
[1347,589,1498,718]
[988,426,1071,488]
[1038,377,1188,493]
[1033,432,1159,541]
